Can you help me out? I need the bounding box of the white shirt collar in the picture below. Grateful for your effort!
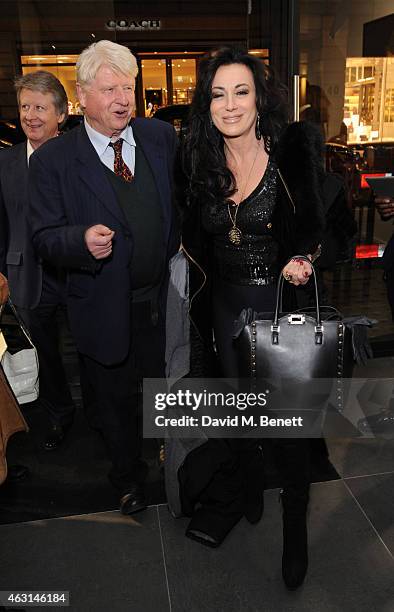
[84,118,136,156]
[26,140,34,163]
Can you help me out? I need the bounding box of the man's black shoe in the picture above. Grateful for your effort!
[43,423,70,451]
[7,464,30,482]
[120,484,147,515]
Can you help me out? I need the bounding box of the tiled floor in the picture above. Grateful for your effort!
[0,471,393,612]
[1,266,393,611]
[1,428,394,612]
[157,480,394,612]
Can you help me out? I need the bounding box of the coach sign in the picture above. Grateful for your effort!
[106,19,161,30]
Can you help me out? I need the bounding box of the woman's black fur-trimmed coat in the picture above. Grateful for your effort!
[180,120,326,376]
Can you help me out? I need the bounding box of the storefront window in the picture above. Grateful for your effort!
[298,1,394,347]
[141,58,167,116]
[21,53,199,117]
[385,88,394,123]
[171,59,196,105]
[249,49,270,63]
[21,55,80,114]
[343,57,394,144]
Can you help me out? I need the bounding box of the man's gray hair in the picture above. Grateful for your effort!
[77,40,138,86]
[14,70,68,124]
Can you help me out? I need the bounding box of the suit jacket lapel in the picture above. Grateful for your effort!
[9,142,29,205]
[75,125,129,228]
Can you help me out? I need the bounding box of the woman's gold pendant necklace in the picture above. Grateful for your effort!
[228,205,242,245]
[227,143,261,246]
[228,226,242,245]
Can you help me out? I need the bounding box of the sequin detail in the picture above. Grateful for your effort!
[202,160,279,286]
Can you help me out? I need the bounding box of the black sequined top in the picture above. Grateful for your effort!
[201,159,279,285]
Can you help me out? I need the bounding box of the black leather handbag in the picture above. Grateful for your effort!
[233,257,354,412]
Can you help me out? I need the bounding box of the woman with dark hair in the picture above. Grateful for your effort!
[176,46,325,589]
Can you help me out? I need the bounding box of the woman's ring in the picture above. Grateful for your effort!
[283,272,292,281]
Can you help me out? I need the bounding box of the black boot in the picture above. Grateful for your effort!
[228,439,265,524]
[280,487,309,590]
[240,443,265,524]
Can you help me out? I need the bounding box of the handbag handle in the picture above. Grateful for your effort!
[0,298,35,349]
[272,255,323,345]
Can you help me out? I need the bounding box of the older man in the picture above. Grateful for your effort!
[29,41,178,514]
[0,71,75,451]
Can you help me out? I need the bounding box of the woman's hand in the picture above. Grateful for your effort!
[282,257,312,286]
[375,197,394,221]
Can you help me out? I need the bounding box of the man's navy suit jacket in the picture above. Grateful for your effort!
[0,142,43,308]
[29,118,178,365]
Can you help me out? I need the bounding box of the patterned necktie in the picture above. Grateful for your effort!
[109,138,133,182]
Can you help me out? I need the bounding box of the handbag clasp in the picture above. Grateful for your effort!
[315,324,324,344]
[288,314,305,325]
[271,324,280,345]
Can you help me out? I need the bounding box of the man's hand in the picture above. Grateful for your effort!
[0,272,9,304]
[85,224,115,259]
[282,257,313,286]
[375,197,394,221]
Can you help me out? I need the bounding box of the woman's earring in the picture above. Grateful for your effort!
[255,113,262,140]
[209,115,214,128]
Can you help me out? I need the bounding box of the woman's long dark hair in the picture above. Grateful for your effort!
[182,46,289,208]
